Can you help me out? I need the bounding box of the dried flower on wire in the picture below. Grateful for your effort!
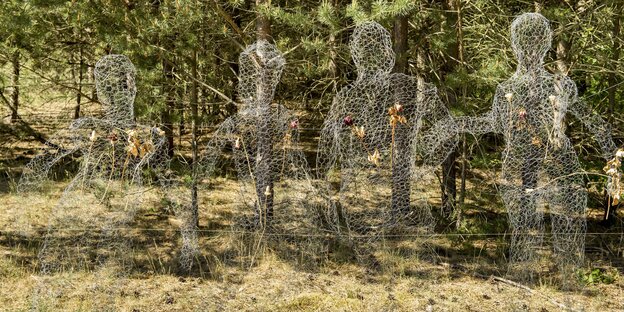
[343,115,354,127]
[368,148,381,166]
[107,131,118,143]
[604,149,623,206]
[352,126,366,139]
[389,103,407,127]
[505,93,514,103]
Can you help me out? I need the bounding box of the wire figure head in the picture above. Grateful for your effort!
[237,40,285,108]
[510,13,552,69]
[94,54,136,122]
[349,21,395,78]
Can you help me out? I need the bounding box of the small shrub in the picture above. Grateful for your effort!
[577,268,619,285]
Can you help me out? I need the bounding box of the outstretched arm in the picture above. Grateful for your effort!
[455,85,505,137]
[17,132,82,193]
[316,91,349,179]
[419,85,503,166]
[69,117,112,129]
[569,97,617,160]
[558,76,617,160]
[196,117,237,182]
[417,84,458,167]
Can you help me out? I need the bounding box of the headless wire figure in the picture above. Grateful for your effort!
[199,41,312,235]
[431,13,617,280]
[16,55,169,308]
[317,22,456,249]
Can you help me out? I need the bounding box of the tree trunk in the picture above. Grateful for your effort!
[555,25,569,75]
[607,6,621,123]
[162,58,176,157]
[200,25,214,118]
[328,31,338,94]
[327,0,342,103]
[603,5,621,224]
[89,64,96,102]
[441,151,457,218]
[440,0,459,218]
[10,50,20,123]
[178,82,185,137]
[456,0,467,229]
[393,14,408,74]
[556,40,569,75]
[74,45,84,119]
[191,49,199,227]
[152,0,174,156]
[391,13,411,216]
[254,0,274,223]
[256,0,272,41]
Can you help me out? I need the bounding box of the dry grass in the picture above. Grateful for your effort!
[0,177,623,312]
[2,66,622,310]
[1,249,623,311]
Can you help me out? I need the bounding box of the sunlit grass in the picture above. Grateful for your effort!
[0,175,622,311]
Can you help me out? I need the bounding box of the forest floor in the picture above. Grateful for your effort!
[1,97,623,311]
[0,175,623,312]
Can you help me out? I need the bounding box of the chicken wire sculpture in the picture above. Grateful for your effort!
[157,155,200,271]
[316,22,456,253]
[429,13,617,280]
[16,55,195,307]
[198,40,313,245]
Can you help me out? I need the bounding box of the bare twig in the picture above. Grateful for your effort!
[463,268,581,312]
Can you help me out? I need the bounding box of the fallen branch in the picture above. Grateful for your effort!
[443,262,580,312]
[486,275,579,312]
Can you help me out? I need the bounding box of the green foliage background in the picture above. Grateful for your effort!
[0,0,621,160]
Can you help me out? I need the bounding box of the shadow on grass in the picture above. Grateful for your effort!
[0,173,621,290]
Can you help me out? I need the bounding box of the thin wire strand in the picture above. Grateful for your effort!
[2,228,623,237]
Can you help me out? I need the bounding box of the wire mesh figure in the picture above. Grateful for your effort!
[199,40,313,242]
[316,22,456,253]
[430,13,617,280]
[16,55,181,307]
[157,157,200,271]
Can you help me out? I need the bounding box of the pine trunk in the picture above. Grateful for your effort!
[10,50,20,123]
[456,0,466,228]
[162,57,176,157]
[256,0,272,41]
[440,0,459,219]
[604,5,621,223]
[607,6,621,123]
[191,50,199,227]
[254,0,274,223]
[74,45,84,119]
[391,13,410,216]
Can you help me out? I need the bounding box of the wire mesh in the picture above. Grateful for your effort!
[427,13,618,282]
[315,22,458,260]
